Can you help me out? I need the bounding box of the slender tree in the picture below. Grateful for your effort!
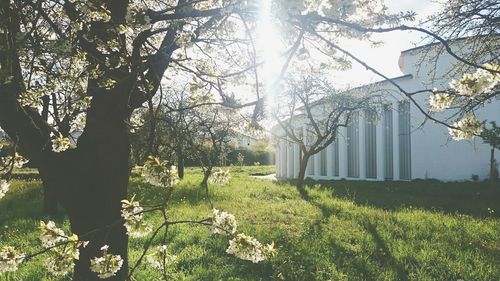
[274,74,380,195]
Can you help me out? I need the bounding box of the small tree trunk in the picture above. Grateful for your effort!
[177,148,184,179]
[490,148,497,182]
[296,154,310,198]
[201,168,211,189]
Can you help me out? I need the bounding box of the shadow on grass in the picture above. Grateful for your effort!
[0,180,66,228]
[301,178,500,218]
[363,222,409,281]
[128,179,225,207]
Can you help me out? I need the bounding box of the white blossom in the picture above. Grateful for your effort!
[71,113,87,132]
[226,234,275,263]
[129,113,144,133]
[1,153,28,169]
[449,64,500,98]
[145,245,177,270]
[209,168,230,185]
[121,196,151,238]
[52,134,71,153]
[429,92,454,112]
[142,156,180,188]
[211,208,237,235]
[448,114,483,141]
[45,234,87,277]
[0,179,9,199]
[0,246,24,274]
[90,245,124,279]
[39,220,67,247]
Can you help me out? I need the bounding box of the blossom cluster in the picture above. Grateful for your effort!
[0,246,24,274]
[52,134,71,153]
[90,245,124,279]
[448,114,483,141]
[129,113,145,133]
[142,156,180,188]
[45,234,88,276]
[39,221,67,247]
[226,234,276,263]
[0,179,9,200]
[145,245,177,270]
[429,92,454,112]
[121,196,152,238]
[210,209,275,263]
[1,153,28,169]
[39,220,89,277]
[209,168,231,185]
[449,64,500,98]
[211,208,237,235]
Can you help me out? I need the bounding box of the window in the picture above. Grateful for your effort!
[398,101,411,180]
[347,113,360,178]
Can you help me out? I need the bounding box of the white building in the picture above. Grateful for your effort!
[275,42,499,181]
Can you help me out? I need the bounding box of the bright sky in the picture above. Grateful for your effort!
[257,0,441,91]
[330,0,440,88]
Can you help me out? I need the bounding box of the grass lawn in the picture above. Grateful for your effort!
[0,166,499,280]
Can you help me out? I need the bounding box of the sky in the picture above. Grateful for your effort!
[330,0,440,88]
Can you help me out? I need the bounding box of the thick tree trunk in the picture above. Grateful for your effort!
[42,181,58,215]
[37,93,131,280]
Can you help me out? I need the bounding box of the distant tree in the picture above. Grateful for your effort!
[236,152,245,168]
[274,73,380,196]
[480,121,500,181]
[187,106,237,190]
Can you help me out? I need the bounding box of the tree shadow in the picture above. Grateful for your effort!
[363,221,409,281]
[305,179,500,218]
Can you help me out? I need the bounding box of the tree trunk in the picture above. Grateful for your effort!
[41,95,58,215]
[201,168,212,193]
[490,147,498,182]
[177,147,184,179]
[296,154,310,198]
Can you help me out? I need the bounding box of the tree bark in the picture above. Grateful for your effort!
[490,147,498,182]
[177,147,184,179]
[296,153,310,198]
[1,87,131,280]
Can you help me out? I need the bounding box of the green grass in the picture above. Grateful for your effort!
[1,167,499,280]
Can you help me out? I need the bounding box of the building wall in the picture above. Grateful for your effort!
[275,43,500,181]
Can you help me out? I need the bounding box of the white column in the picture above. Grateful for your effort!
[338,127,348,178]
[376,117,385,180]
[359,112,366,179]
[275,143,281,178]
[282,142,288,178]
[293,143,300,178]
[286,142,293,179]
[326,143,334,177]
[392,105,400,180]
[314,151,321,176]
[303,126,309,176]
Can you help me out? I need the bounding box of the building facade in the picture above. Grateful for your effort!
[275,42,500,181]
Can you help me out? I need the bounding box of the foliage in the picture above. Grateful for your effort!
[480,121,500,150]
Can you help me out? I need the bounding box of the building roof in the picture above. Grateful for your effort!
[400,35,498,55]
